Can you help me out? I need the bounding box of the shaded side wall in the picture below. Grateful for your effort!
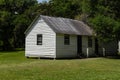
[56,35,96,58]
[82,36,95,57]
[56,34,77,58]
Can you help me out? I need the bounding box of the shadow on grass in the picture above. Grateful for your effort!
[26,55,120,60]
[26,56,98,60]
[105,56,120,59]
[0,50,24,54]
[26,56,86,60]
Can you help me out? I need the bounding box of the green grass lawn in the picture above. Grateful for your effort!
[0,51,120,80]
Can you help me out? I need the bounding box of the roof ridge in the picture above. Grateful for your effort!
[40,15,82,22]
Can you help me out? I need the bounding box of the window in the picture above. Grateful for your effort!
[64,34,70,45]
[88,37,92,47]
[37,34,42,45]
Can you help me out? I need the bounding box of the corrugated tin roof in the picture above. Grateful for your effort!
[41,15,93,36]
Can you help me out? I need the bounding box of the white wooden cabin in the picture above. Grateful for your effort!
[25,15,118,58]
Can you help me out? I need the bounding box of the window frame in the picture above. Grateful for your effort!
[64,34,70,45]
[37,34,42,45]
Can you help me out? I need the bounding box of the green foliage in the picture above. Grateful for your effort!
[82,0,91,14]
[0,0,39,50]
[89,15,119,42]
[49,0,82,18]
[76,0,120,41]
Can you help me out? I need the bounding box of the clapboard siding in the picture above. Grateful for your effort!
[82,36,95,57]
[25,18,56,58]
[56,34,77,58]
[56,34,95,58]
[82,36,87,55]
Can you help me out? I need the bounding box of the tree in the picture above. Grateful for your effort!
[0,0,38,50]
[89,15,120,42]
[88,0,120,42]
[0,10,14,50]
[48,0,82,18]
[13,1,39,48]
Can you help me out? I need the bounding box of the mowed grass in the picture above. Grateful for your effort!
[0,51,120,80]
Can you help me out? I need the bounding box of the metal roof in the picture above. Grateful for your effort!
[25,15,93,36]
[41,15,93,36]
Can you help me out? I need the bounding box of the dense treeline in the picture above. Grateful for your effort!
[0,0,120,51]
[0,0,39,50]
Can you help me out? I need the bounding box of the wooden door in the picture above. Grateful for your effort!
[77,35,82,56]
